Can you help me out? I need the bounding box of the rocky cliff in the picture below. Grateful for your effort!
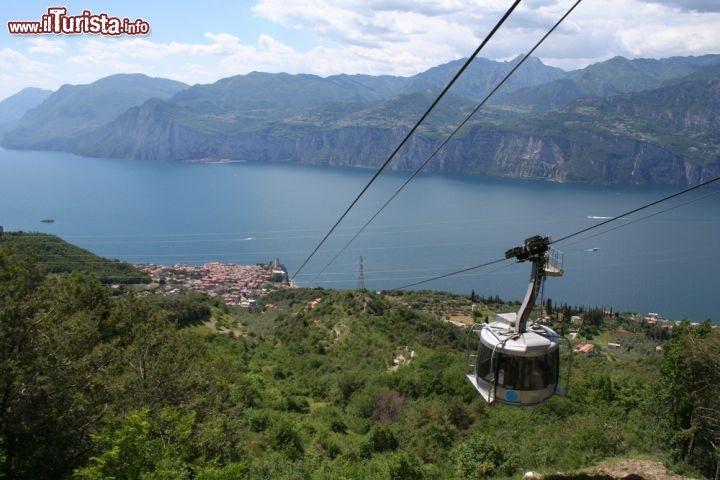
[75,104,720,186]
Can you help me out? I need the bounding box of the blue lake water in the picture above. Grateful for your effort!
[1,147,718,322]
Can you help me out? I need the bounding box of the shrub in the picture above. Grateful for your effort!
[452,434,517,479]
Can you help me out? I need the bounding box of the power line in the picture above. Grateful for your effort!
[551,175,720,246]
[395,257,509,290]
[291,0,522,281]
[309,0,584,284]
[391,175,720,290]
[560,188,720,249]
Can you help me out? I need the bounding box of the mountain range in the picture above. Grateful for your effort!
[2,54,720,185]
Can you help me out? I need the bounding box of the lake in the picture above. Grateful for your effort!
[1,147,718,322]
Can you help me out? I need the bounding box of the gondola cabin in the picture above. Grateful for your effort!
[466,313,561,406]
[466,235,565,406]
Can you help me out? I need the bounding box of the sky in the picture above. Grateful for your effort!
[1,0,719,101]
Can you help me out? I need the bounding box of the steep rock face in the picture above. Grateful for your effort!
[519,135,718,185]
[276,126,720,186]
[79,109,720,186]
[75,100,210,160]
[80,105,406,166]
[488,134,569,181]
[415,128,720,185]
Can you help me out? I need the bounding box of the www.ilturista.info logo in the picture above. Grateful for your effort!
[8,7,150,35]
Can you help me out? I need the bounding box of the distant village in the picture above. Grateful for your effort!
[135,258,294,307]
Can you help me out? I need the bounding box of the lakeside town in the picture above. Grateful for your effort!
[134,258,294,307]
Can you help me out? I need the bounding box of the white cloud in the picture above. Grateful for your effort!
[258,34,294,54]
[27,38,66,56]
[0,48,51,71]
[245,0,526,76]
[620,20,719,58]
[64,38,142,72]
[68,34,243,61]
[0,48,61,99]
[247,0,720,73]
[200,33,245,55]
[557,0,720,66]
[244,0,570,75]
[251,0,490,50]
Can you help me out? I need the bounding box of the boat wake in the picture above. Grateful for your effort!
[587,215,630,220]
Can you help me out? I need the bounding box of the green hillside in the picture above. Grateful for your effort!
[515,65,720,165]
[0,236,717,479]
[499,54,720,111]
[2,231,149,284]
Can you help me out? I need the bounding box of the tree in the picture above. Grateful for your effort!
[452,435,516,479]
[72,408,194,480]
[269,420,304,460]
[371,391,404,425]
[0,244,116,478]
[545,298,553,316]
[660,320,720,478]
[387,452,424,480]
[359,426,399,458]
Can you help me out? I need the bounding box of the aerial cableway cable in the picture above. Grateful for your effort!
[395,257,511,290]
[550,175,720,246]
[291,0,522,281]
[392,174,720,290]
[310,0,584,284]
[559,188,720,249]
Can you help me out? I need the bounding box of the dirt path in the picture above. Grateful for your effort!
[541,459,699,480]
[586,459,698,480]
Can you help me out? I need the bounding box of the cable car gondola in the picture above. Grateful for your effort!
[466,235,566,406]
